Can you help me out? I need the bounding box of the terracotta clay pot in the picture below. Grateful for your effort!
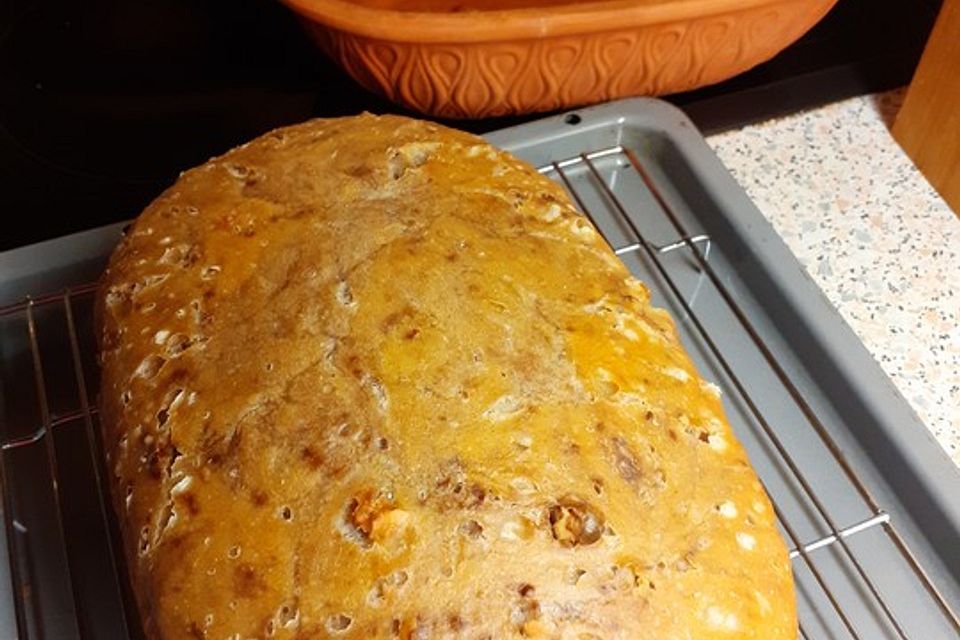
[280,0,838,118]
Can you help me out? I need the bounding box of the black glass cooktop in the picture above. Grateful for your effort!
[0,0,941,251]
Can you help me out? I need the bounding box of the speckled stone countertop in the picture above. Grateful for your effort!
[707,89,960,467]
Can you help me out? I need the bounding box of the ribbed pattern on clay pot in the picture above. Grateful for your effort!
[281,0,838,118]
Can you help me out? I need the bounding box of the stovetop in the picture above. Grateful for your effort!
[0,0,941,251]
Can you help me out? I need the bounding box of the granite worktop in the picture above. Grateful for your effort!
[707,89,960,468]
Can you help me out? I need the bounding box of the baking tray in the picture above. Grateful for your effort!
[0,98,958,639]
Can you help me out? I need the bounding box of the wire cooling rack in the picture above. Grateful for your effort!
[0,119,958,639]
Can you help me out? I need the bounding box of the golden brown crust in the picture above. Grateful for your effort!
[97,114,795,639]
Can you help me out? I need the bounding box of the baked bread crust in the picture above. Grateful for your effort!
[97,114,795,639]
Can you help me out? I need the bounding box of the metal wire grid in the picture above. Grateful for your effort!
[0,283,135,639]
[0,147,955,638]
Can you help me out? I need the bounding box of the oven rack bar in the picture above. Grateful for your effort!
[1,292,133,639]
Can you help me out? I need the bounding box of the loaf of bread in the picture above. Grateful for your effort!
[97,114,795,639]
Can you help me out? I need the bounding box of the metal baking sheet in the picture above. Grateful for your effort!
[1,97,958,639]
